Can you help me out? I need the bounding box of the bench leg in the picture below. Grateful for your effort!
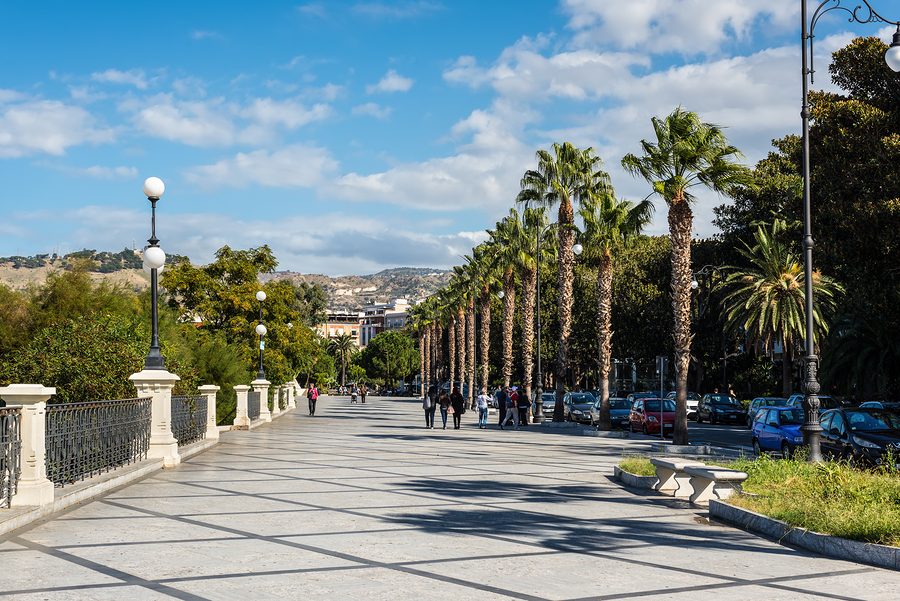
[689,476,716,505]
[713,482,742,501]
[655,467,677,495]
[672,473,695,499]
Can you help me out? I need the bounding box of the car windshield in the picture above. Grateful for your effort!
[569,394,593,404]
[709,395,740,406]
[763,398,788,406]
[644,400,676,412]
[847,411,900,432]
[778,408,804,425]
[542,394,556,402]
[609,399,631,410]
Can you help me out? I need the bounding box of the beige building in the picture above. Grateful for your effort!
[316,312,360,345]
[359,299,410,347]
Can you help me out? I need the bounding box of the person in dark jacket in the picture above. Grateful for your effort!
[516,385,531,426]
[438,390,451,429]
[450,386,465,429]
[496,387,508,425]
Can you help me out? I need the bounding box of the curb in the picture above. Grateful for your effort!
[710,499,900,571]
[650,443,712,454]
[614,466,658,489]
[541,421,580,428]
[584,430,629,438]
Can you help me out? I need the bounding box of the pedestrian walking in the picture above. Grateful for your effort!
[423,385,438,428]
[360,383,368,404]
[517,386,530,427]
[500,386,518,430]
[496,387,508,425]
[307,384,319,416]
[450,386,465,429]
[476,388,491,429]
[438,390,451,429]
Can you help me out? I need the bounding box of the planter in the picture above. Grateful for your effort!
[541,421,580,428]
[710,499,900,571]
[615,465,658,489]
[584,429,629,438]
[650,443,712,455]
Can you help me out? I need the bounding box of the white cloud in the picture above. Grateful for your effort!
[41,164,138,179]
[351,1,443,19]
[304,83,345,102]
[0,100,115,158]
[562,0,796,55]
[0,89,28,104]
[239,98,332,143]
[184,144,339,189]
[366,69,414,94]
[297,3,327,18]
[190,30,222,40]
[351,102,391,119]
[91,68,151,90]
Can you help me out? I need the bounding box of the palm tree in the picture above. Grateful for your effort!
[722,220,842,398]
[469,243,500,397]
[622,107,752,444]
[329,334,357,387]
[488,212,525,388]
[522,142,612,421]
[578,191,653,429]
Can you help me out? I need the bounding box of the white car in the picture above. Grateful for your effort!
[665,391,700,418]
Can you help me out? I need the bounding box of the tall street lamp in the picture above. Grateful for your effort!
[800,0,900,462]
[256,290,267,380]
[142,177,166,370]
[532,224,556,423]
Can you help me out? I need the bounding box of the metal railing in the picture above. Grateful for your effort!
[46,398,151,487]
[171,395,207,446]
[248,391,260,420]
[1,406,22,508]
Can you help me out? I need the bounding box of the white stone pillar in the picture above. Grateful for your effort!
[0,384,55,507]
[270,385,282,419]
[198,385,220,441]
[233,385,250,429]
[130,369,181,468]
[252,379,271,423]
[287,384,296,410]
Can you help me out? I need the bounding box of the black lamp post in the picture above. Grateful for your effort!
[142,177,166,370]
[692,265,726,390]
[255,290,267,380]
[532,224,556,423]
[800,0,900,462]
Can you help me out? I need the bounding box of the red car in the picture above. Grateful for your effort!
[630,398,676,437]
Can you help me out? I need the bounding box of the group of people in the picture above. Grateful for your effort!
[422,385,531,430]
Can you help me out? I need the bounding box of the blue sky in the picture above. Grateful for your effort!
[1,1,897,275]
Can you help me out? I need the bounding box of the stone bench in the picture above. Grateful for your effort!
[650,457,705,498]
[684,465,748,505]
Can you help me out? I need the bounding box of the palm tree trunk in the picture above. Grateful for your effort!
[597,250,613,431]
[448,318,456,388]
[466,296,476,407]
[479,287,491,394]
[456,306,465,392]
[554,199,575,422]
[421,330,428,398]
[435,322,443,383]
[669,194,693,445]
[502,267,515,388]
[341,350,347,387]
[521,265,536,409]
[782,338,794,399]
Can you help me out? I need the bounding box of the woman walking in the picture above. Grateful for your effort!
[476,388,491,429]
[438,389,451,430]
[450,386,465,429]
[500,386,518,430]
[423,385,438,428]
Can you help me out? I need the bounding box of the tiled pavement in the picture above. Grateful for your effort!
[1,396,898,600]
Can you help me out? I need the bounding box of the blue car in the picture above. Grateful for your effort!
[751,406,806,458]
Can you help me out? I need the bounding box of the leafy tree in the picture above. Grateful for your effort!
[294,281,328,327]
[622,107,752,444]
[329,334,357,386]
[356,331,417,387]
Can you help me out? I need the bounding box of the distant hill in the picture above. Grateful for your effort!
[0,252,450,312]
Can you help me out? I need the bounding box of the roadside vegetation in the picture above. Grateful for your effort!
[619,454,900,547]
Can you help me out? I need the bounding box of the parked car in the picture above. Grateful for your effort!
[696,394,746,425]
[786,394,840,410]
[531,392,558,417]
[563,392,597,423]
[626,392,656,406]
[589,397,631,428]
[630,398,676,436]
[858,401,900,412]
[746,397,789,428]
[819,408,900,467]
[751,406,805,458]
[665,391,701,418]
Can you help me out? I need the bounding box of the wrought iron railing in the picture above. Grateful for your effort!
[1,406,22,508]
[279,390,286,410]
[171,395,207,446]
[46,398,151,487]
[248,391,260,420]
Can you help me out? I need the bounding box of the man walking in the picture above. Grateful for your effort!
[517,386,530,427]
[501,386,518,430]
[496,387,508,426]
[360,383,368,404]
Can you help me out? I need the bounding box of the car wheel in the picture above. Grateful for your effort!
[696,413,702,424]
[753,438,762,457]
[642,423,648,436]
[781,442,792,460]
[843,450,856,468]
[710,414,717,425]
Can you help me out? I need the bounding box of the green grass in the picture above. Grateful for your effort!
[618,456,656,477]
[620,452,900,547]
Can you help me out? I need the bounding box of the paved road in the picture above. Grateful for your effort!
[1,396,897,600]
